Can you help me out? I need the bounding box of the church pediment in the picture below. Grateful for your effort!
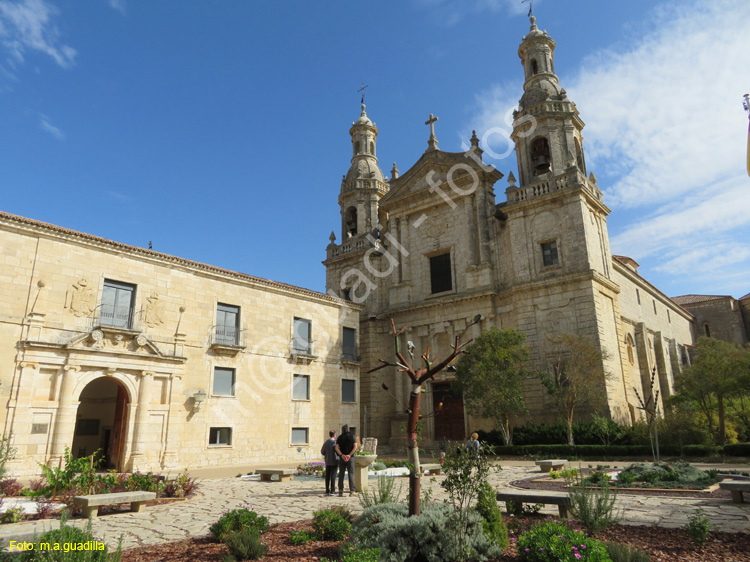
[381,150,502,211]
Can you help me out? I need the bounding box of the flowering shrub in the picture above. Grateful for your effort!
[297,462,325,476]
[517,520,611,561]
[289,526,315,545]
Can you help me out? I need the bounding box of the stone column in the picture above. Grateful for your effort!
[476,183,491,265]
[49,365,79,467]
[129,371,153,472]
[466,196,478,266]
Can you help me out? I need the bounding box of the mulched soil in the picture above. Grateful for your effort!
[120,519,750,562]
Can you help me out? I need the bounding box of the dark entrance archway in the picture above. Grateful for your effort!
[432,382,465,443]
[72,378,129,470]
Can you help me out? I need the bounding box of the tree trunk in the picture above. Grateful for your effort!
[406,384,422,516]
[717,394,726,446]
[566,415,575,446]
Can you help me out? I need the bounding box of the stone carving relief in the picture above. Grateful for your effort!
[65,278,95,317]
[142,291,165,327]
[82,329,158,355]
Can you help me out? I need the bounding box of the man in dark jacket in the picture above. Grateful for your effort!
[335,424,358,496]
[320,430,338,496]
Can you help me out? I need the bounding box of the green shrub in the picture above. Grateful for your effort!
[327,504,354,523]
[604,542,651,562]
[289,527,314,545]
[0,506,24,524]
[614,461,719,490]
[18,516,121,562]
[475,482,509,550]
[371,461,387,471]
[517,520,611,561]
[615,471,636,485]
[209,508,269,542]
[222,527,267,562]
[567,472,621,533]
[340,548,381,562]
[684,508,712,547]
[313,508,351,541]
[352,502,501,562]
[358,476,403,509]
[723,443,750,456]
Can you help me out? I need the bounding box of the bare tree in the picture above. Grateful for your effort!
[369,318,475,516]
[539,333,612,445]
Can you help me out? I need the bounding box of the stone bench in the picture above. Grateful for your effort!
[719,479,750,503]
[421,463,442,475]
[256,468,295,482]
[73,491,156,519]
[496,489,572,518]
[535,459,567,473]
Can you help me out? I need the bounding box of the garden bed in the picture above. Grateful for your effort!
[118,519,750,562]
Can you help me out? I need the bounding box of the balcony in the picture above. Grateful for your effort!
[210,326,246,355]
[88,305,140,331]
[342,344,360,362]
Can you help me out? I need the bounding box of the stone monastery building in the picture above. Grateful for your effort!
[324,17,696,448]
[0,17,710,475]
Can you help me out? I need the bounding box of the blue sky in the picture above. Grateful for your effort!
[1,0,748,299]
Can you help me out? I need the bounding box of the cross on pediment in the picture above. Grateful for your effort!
[425,113,439,151]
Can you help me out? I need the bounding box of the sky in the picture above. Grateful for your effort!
[1,0,749,300]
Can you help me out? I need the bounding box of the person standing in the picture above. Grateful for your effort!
[466,432,481,457]
[335,424,358,496]
[320,430,338,496]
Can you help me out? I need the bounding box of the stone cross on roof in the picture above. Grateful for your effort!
[425,113,439,151]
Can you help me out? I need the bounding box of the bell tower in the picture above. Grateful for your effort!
[338,103,388,241]
[324,103,389,303]
[512,16,588,186]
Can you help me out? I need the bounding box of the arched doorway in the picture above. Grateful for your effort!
[72,378,129,470]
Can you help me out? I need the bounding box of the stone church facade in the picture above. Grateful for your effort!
[0,212,361,476]
[324,17,695,448]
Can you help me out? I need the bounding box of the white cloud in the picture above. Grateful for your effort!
[38,113,64,139]
[107,0,126,15]
[569,0,750,210]
[468,0,750,296]
[0,0,76,69]
[415,0,532,27]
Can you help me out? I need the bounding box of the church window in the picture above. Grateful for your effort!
[531,58,538,75]
[100,279,136,329]
[343,327,357,360]
[346,207,358,237]
[293,317,312,355]
[541,241,559,267]
[354,141,361,155]
[653,300,657,314]
[342,288,352,301]
[704,323,711,338]
[342,379,356,403]
[213,367,236,396]
[293,374,310,400]
[209,427,232,446]
[291,427,309,445]
[429,253,453,294]
[667,309,671,323]
[370,141,375,155]
[215,303,240,345]
[530,137,551,175]
[636,289,641,305]
[626,334,635,365]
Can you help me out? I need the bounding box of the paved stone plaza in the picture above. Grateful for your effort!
[0,462,747,551]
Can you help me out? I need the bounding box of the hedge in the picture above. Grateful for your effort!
[723,443,750,456]
[486,443,720,458]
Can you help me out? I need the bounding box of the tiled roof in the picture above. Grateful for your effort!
[671,294,730,306]
[740,292,750,301]
[0,210,351,305]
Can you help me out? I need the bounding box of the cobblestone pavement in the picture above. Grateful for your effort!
[1,464,748,551]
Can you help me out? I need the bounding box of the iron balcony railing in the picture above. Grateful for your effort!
[211,326,247,347]
[88,305,139,331]
[342,344,359,361]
